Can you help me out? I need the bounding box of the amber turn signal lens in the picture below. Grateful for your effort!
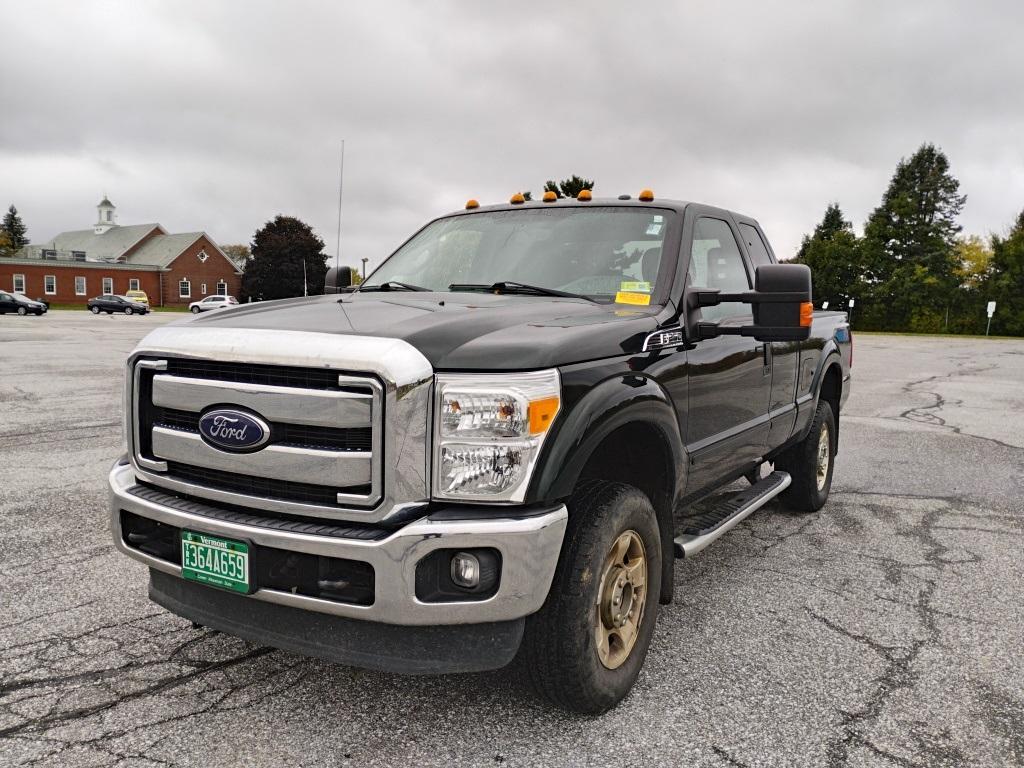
[800,301,814,327]
[465,199,479,210]
[576,189,592,201]
[638,188,654,202]
[529,397,560,435]
[542,190,557,202]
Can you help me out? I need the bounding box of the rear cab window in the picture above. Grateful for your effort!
[737,222,774,268]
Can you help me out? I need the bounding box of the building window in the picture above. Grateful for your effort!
[179,279,191,298]
[13,274,25,293]
[129,278,140,291]
[106,210,112,222]
[102,277,113,294]
[42,249,57,260]
[75,276,87,296]
[201,283,207,295]
[216,280,228,296]
[44,275,56,295]
[72,251,86,262]
[197,250,208,263]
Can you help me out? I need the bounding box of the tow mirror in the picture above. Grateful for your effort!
[690,263,813,342]
[324,266,354,294]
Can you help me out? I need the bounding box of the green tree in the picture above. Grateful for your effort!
[2,205,29,250]
[860,144,966,331]
[221,243,251,270]
[0,230,14,257]
[983,211,1024,336]
[240,215,328,301]
[793,203,864,310]
[543,175,595,199]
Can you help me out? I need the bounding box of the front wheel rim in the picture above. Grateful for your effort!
[816,422,831,491]
[595,529,648,670]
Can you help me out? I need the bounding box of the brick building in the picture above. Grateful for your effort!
[0,198,242,307]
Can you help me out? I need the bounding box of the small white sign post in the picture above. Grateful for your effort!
[822,301,829,309]
[848,298,855,326]
[986,301,996,336]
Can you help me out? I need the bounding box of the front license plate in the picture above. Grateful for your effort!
[180,530,250,593]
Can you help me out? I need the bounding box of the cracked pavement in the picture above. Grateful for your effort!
[1,313,1022,767]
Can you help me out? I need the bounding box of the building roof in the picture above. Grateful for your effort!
[43,224,163,261]
[125,232,205,267]
[98,197,114,208]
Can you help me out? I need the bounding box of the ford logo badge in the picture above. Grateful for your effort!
[198,409,271,452]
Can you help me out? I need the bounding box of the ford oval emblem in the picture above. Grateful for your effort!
[198,409,271,452]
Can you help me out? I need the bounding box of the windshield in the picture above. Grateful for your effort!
[365,207,673,304]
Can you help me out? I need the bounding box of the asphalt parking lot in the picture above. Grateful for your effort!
[1,310,1022,767]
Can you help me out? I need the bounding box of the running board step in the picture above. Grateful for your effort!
[674,471,791,558]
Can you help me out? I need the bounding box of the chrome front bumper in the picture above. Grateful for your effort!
[109,462,568,626]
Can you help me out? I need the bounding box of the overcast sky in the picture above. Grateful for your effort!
[3,1,1023,271]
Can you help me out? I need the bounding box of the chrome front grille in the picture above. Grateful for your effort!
[130,357,383,517]
[124,325,435,525]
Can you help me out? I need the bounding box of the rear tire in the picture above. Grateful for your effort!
[523,481,662,714]
[17,306,27,316]
[776,400,836,512]
[90,306,100,314]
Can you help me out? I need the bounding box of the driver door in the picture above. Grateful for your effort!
[683,214,772,494]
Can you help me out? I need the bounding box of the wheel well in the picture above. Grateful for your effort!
[820,363,841,450]
[576,421,676,604]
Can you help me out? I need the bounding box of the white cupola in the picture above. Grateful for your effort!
[94,196,118,234]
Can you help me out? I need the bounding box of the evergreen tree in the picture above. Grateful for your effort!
[240,215,328,301]
[983,211,1024,336]
[860,144,966,331]
[793,204,863,310]
[542,175,594,199]
[2,205,29,250]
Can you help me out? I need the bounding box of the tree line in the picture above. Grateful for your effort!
[793,143,1023,336]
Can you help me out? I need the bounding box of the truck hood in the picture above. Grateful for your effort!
[186,293,661,370]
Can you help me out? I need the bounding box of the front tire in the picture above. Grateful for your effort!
[523,481,662,714]
[191,306,200,314]
[90,306,100,314]
[124,307,134,315]
[17,306,27,316]
[776,400,836,512]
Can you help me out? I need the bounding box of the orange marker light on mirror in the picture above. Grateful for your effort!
[576,189,592,201]
[510,192,525,204]
[638,188,654,202]
[465,199,479,210]
[800,301,814,327]
[542,190,557,202]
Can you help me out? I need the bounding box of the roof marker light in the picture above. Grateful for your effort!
[638,189,654,202]
[465,199,480,210]
[577,189,592,201]
[542,190,557,202]
[510,192,526,204]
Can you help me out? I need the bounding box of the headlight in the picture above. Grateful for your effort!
[433,370,561,502]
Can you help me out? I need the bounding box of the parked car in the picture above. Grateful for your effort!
[189,295,239,313]
[87,294,149,315]
[125,289,150,307]
[111,193,851,714]
[0,291,48,315]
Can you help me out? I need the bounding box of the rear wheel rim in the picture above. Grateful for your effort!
[595,529,647,670]
[816,422,831,491]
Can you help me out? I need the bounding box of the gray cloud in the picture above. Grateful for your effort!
[2,0,1023,271]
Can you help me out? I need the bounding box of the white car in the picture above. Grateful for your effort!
[189,295,239,313]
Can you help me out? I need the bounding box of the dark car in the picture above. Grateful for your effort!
[87,294,149,315]
[0,291,48,315]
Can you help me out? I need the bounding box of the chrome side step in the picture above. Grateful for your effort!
[673,471,791,558]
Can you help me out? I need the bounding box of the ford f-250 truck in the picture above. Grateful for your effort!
[110,192,851,713]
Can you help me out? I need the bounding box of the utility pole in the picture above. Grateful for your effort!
[335,139,345,273]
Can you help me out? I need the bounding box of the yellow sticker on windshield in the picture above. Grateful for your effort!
[619,281,652,293]
[615,291,651,306]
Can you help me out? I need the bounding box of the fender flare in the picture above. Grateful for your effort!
[528,374,686,603]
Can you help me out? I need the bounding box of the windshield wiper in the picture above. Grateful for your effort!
[448,281,594,302]
[358,280,431,292]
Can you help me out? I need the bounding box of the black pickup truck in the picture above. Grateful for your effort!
[110,193,851,713]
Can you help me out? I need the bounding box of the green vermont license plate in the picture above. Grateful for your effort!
[180,530,251,593]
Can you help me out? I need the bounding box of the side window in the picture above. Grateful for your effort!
[738,223,773,268]
[689,217,751,323]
